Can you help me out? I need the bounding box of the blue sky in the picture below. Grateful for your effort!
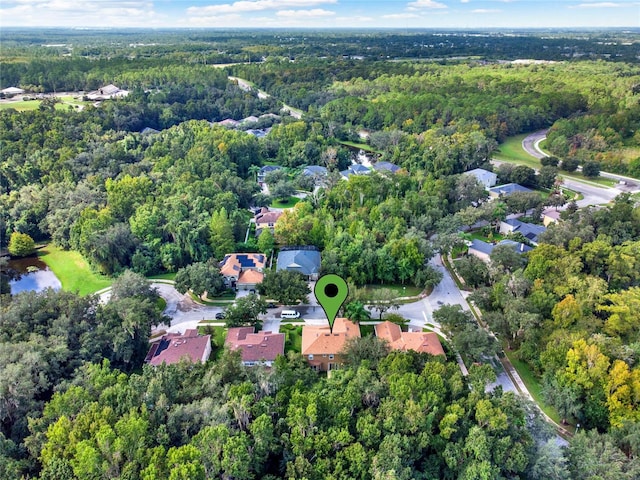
[1,0,639,29]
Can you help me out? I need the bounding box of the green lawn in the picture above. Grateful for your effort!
[38,244,112,295]
[270,197,300,208]
[496,133,618,187]
[339,140,382,154]
[0,96,89,112]
[362,284,422,298]
[281,324,303,354]
[148,272,176,281]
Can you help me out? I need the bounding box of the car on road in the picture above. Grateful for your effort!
[266,302,277,309]
[215,312,225,320]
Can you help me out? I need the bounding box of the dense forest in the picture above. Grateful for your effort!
[1,28,640,478]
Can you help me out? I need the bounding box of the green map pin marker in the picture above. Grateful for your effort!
[315,274,349,332]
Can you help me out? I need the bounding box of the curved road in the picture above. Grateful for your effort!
[500,130,640,207]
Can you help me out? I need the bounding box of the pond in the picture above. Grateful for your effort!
[2,256,61,294]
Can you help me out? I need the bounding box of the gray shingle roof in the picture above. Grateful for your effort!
[276,248,321,276]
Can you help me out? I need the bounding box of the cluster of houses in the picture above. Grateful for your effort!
[145,318,445,372]
[215,113,280,138]
[462,167,560,263]
[257,160,401,189]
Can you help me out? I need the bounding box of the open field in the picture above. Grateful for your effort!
[38,244,112,295]
[270,197,300,208]
[0,95,89,112]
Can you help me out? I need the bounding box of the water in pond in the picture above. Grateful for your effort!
[2,256,62,294]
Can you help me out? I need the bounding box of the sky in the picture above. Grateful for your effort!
[1,0,639,29]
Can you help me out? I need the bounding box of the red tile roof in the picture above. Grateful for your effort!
[146,329,211,366]
[238,269,264,285]
[220,253,266,277]
[374,321,445,357]
[226,327,285,362]
[301,318,361,356]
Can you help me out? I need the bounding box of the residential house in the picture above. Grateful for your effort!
[375,321,445,357]
[340,163,371,179]
[254,207,282,236]
[86,84,129,101]
[499,219,547,245]
[542,208,562,227]
[302,165,328,180]
[276,247,321,280]
[488,183,533,199]
[468,239,532,263]
[246,128,269,138]
[301,318,361,371]
[220,253,266,290]
[145,329,211,366]
[226,327,285,367]
[372,161,401,174]
[216,118,239,128]
[257,165,282,184]
[463,168,498,189]
[240,115,259,125]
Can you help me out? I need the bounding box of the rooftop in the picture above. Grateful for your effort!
[145,329,211,366]
[226,327,285,363]
[220,253,266,277]
[375,321,445,357]
[276,248,321,277]
[301,318,361,355]
[489,183,533,196]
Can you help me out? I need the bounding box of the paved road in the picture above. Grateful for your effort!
[519,129,639,206]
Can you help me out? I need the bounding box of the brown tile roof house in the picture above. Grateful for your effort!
[220,253,266,290]
[226,327,285,367]
[255,208,282,235]
[145,329,211,366]
[301,318,360,371]
[375,321,445,357]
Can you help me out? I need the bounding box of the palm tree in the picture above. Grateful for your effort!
[248,164,261,183]
[344,301,371,323]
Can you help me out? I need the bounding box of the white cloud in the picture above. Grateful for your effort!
[187,0,336,16]
[407,0,447,9]
[571,2,625,6]
[0,0,164,27]
[276,8,335,17]
[472,8,502,13]
[382,13,420,19]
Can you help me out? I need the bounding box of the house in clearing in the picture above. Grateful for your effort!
[225,327,285,367]
[375,321,445,357]
[463,168,498,189]
[488,183,533,199]
[372,161,401,174]
[254,207,282,236]
[340,164,371,180]
[541,208,562,227]
[301,318,361,371]
[145,329,211,366]
[468,239,532,263]
[86,84,129,101]
[276,247,321,281]
[220,253,266,290]
[499,219,546,245]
